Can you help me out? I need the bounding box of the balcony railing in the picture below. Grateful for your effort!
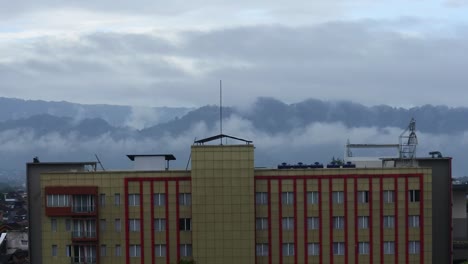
[72,231,97,239]
[72,206,96,213]
[70,257,97,264]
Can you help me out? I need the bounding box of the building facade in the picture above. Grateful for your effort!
[29,141,450,264]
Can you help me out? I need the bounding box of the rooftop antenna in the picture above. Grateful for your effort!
[95,154,106,171]
[220,80,223,145]
[398,118,418,167]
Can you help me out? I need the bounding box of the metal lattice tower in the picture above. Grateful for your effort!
[399,118,418,159]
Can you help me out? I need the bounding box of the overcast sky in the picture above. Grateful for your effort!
[1,0,468,107]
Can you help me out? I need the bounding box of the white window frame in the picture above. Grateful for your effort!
[154,193,166,207]
[155,218,166,232]
[256,243,269,256]
[282,243,295,256]
[332,191,344,204]
[307,243,320,256]
[307,191,319,205]
[128,194,140,206]
[129,219,140,232]
[255,192,268,205]
[47,194,70,207]
[333,216,344,230]
[357,191,369,204]
[383,241,395,254]
[383,216,395,228]
[282,192,294,205]
[383,190,395,203]
[333,242,345,255]
[155,244,166,257]
[129,244,141,257]
[358,242,370,255]
[256,218,268,230]
[180,244,192,257]
[409,215,420,228]
[307,217,319,230]
[358,216,369,229]
[282,217,294,230]
[408,241,420,254]
[179,193,191,206]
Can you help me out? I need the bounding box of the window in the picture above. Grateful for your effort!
[114,193,120,206]
[332,191,344,204]
[129,244,141,257]
[51,219,57,232]
[179,193,191,206]
[256,192,268,205]
[100,194,106,207]
[72,195,95,212]
[358,216,369,229]
[408,215,420,228]
[115,219,121,232]
[155,244,166,257]
[129,219,140,232]
[383,190,395,203]
[408,241,420,254]
[333,216,344,230]
[282,217,294,230]
[128,194,140,206]
[333,242,345,255]
[115,245,121,257]
[256,218,268,230]
[155,218,166,232]
[256,243,268,256]
[384,241,395,254]
[357,191,369,204]
[308,243,319,256]
[65,219,71,231]
[180,244,192,257]
[52,245,58,256]
[180,218,191,231]
[307,217,319,230]
[409,190,420,202]
[383,216,395,228]
[307,191,319,205]
[358,242,370,255]
[282,243,294,256]
[47,194,70,207]
[154,193,166,206]
[66,245,72,257]
[100,219,107,232]
[101,245,107,257]
[282,192,294,205]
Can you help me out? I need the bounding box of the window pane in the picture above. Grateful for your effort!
[114,193,120,206]
[154,193,166,206]
[307,243,319,256]
[255,192,268,205]
[282,192,294,204]
[307,192,319,204]
[307,217,319,230]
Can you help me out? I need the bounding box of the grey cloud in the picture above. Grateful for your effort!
[1,21,468,107]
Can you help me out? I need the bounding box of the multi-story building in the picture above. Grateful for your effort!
[28,135,452,264]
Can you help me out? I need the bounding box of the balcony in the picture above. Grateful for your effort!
[72,231,97,239]
[70,257,97,264]
[72,205,96,213]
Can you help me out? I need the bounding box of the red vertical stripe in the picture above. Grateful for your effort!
[369,177,373,263]
[354,176,358,264]
[394,177,399,264]
[293,180,298,264]
[329,179,333,264]
[139,181,145,264]
[318,178,323,264]
[125,178,129,264]
[150,182,155,264]
[303,179,308,264]
[419,175,424,264]
[268,180,272,264]
[176,181,180,263]
[165,181,170,264]
[278,179,283,264]
[405,177,409,264]
[379,177,383,264]
[344,177,348,264]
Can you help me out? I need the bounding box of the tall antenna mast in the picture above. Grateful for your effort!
[220,80,223,145]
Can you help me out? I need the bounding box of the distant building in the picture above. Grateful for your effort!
[27,135,452,264]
